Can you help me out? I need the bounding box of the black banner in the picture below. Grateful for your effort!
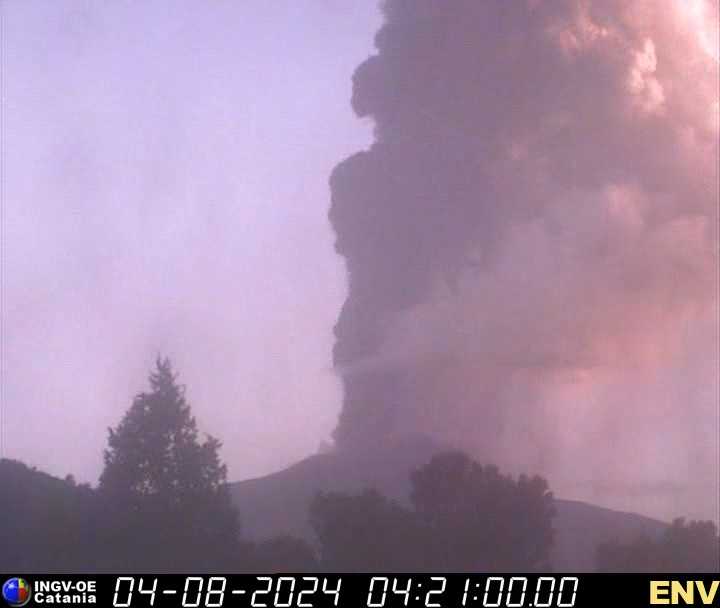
[2,574,719,608]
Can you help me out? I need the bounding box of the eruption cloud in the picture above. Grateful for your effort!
[328,0,719,521]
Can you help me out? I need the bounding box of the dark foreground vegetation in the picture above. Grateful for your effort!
[2,359,717,572]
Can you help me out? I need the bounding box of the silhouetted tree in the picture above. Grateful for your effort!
[597,518,720,573]
[310,452,555,572]
[410,451,555,572]
[98,357,241,571]
[311,489,429,571]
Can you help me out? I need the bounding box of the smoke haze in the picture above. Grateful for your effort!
[330,0,719,521]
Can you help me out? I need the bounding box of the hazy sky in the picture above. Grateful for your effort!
[2,0,718,525]
[2,0,380,482]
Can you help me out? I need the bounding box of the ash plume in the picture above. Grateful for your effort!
[329,0,719,520]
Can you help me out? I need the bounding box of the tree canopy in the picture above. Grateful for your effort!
[310,451,556,572]
[597,518,720,573]
[311,488,428,571]
[98,357,240,571]
[411,451,555,571]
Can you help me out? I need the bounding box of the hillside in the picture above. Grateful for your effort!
[0,459,96,571]
[230,437,667,571]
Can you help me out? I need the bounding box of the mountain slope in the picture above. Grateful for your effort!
[230,438,667,571]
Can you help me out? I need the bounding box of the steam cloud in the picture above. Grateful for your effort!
[329,0,719,520]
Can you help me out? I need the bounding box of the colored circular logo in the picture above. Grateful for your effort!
[2,578,31,607]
